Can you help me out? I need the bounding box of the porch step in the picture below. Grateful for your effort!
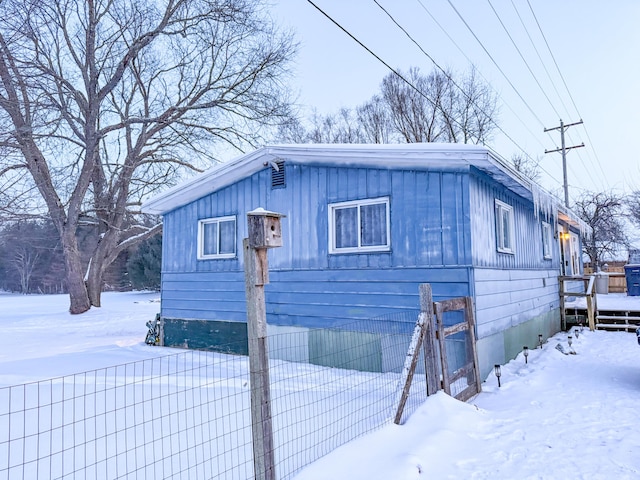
[595,314,640,331]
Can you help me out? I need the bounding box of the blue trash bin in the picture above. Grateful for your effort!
[624,264,640,296]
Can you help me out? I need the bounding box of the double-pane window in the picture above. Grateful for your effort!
[542,222,553,259]
[198,216,236,259]
[329,197,390,253]
[495,200,515,254]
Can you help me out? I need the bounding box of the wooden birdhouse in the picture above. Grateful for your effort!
[247,208,285,249]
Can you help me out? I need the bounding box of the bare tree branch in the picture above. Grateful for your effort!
[0,0,296,311]
[573,191,629,267]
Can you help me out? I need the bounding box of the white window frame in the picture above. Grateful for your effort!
[328,197,390,254]
[197,215,237,260]
[542,221,553,259]
[495,199,515,254]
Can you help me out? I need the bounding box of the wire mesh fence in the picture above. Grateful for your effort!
[1,311,427,480]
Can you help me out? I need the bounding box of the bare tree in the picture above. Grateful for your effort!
[511,153,541,182]
[276,117,309,144]
[0,0,296,312]
[573,191,629,267]
[12,247,39,294]
[440,67,499,144]
[381,67,445,143]
[627,190,640,230]
[305,108,365,144]
[274,66,498,148]
[356,95,393,144]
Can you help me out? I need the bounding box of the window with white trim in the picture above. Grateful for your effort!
[329,197,390,254]
[542,221,553,259]
[495,199,515,254]
[197,216,237,259]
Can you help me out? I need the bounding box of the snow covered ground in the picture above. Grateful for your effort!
[1,292,639,479]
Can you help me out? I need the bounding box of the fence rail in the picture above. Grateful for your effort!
[2,312,427,480]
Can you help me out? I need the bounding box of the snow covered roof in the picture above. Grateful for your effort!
[141,143,589,233]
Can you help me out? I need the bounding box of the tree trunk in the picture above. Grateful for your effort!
[61,231,91,314]
[86,259,103,308]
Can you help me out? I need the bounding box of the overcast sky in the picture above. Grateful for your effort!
[270,0,640,202]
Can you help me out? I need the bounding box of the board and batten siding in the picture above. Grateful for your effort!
[160,161,474,328]
[162,163,472,273]
[469,169,559,270]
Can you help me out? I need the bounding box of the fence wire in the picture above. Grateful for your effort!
[1,311,427,480]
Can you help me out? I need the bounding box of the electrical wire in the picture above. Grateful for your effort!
[372,2,503,136]
[508,0,572,118]
[445,0,608,194]
[507,0,602,192]
[445,0,546,129]
[486,0,560,118]
[381,0,562,185]
[414,0,547,152]
[305,0,586,194]
[525,0,609,189]
[304,1,440,110]
[306,0,497,147]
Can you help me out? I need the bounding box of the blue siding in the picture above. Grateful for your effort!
[161,160,563,348]
[469,169,560,270]
[161,267,471,330]
[162,163,472,273]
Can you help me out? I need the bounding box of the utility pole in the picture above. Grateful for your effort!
[544,119,584,208]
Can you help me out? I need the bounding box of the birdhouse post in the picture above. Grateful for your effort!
[243,208,285,480]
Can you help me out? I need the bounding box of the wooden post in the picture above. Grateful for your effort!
[464,296,482,395]
[244,239,275,480]
[586,275,596,331]
[392,283,439,425]
[420,284,440,396]
[243,208,284,480]
[558,276,566,331]
[393,314,426,425]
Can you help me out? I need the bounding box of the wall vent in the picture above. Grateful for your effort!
[271,160,286,188]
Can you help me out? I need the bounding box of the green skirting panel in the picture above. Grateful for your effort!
[309,329,382,373]
[476,308,560,380]
[162,318,249,355]
[161,318,406,373]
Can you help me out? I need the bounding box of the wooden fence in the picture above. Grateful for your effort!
[584,265,627,293]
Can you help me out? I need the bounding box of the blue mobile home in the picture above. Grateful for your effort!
[142,144,587,378]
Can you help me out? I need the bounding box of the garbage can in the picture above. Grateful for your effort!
[595,272,609,294]
[624,264,640,296]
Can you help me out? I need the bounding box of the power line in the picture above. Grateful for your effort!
[508,0,572,118]
[525,0,609,188]
[526,0,580,116]
[486,0,560,118]
[372,2,503,136]
[414,0,547,151]
[305,0,580,193]
[306,0,497,147]
[435,0,569,187]
[445,0,546,129]
[508,0,602,192]
[304,0,439,110]
[381,0,564,185]
[446,0,605,193]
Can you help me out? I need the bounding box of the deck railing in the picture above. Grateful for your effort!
[559,275,598,331]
